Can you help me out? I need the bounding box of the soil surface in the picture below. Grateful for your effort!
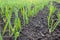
[0,1,60,40]
[18,2,60,40]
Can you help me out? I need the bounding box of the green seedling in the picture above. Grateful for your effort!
[0,28,2,40]
[0,35,2,40]
[49,12,60,33]
[48,2,56,33]
[48,2,56,29]
[48,2,60,33]
[2,6,13,35]
[14,32,19,40]
[21,7,29,25]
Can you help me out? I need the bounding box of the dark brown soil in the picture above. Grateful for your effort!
[0,1,60,40]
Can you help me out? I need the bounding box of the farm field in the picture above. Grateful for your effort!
[0,0,60,40]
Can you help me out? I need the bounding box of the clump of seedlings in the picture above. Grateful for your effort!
[48,2,60,33]
[48,2,56,33]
